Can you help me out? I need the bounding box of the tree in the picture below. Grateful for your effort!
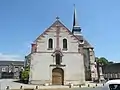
[96,57,114,65]
[21,70,29,83]
[20,65,30,84]
[109,61,114,64]
[96,57,109,65]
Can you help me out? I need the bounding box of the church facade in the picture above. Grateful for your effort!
[27,7,98,85]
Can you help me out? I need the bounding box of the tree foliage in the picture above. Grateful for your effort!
[96,57,113,65]
[21,70,29,80]
[109,61,114,64]
[96,57,109,65]
[20,65,30,83]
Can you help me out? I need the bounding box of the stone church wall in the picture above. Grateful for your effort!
[62,53,85,85]
[29,53,53,85]
[29,52,85,85]
[83,48,91,80]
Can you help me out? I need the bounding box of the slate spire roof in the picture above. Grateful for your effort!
[73,4,79,27]
[72,5,81,35]
[72,5,92,48]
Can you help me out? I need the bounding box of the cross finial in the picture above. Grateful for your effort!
[74,4,75,7]
[56,16,59,20]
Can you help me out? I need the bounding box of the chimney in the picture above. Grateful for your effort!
[31,43,37,53]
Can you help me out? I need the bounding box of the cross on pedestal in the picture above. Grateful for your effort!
[56,16,60,20]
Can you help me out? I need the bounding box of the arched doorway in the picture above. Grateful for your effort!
[52,68,64,85]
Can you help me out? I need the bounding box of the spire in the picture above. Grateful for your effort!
[73,4,79,27]
[72,4,81,35]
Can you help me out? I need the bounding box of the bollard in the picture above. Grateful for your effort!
[96,84,97,87]
[79,84,81,88]
[88,84,90,87]
[20,86,23,89]
[36,86,38,89]
[103,83,104,86]
[69,84,71,88]
[6,86,9,90]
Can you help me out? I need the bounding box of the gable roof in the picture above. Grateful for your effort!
[33,19,93,48]
[0,61,24,66]
[75,35,92,48]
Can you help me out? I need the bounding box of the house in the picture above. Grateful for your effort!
[102,63,120,80]
[0,61,24,79]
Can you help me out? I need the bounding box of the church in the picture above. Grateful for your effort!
[27,6,98,85]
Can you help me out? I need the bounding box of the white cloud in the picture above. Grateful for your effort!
[0,53,24,61]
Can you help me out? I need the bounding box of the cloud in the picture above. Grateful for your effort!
[0,53,24,61]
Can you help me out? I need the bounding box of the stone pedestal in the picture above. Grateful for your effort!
[98,65,105,82]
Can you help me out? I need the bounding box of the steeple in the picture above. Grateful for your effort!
[72,4,81,35]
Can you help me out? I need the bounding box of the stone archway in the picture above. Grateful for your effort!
[52,68,64,85]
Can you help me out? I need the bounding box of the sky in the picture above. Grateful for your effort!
[0,0,120,62]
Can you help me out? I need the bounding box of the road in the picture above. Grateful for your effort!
[69,87,102,90]
[41,87,103,90]
[49,87,103,90]
[0,79,104,90]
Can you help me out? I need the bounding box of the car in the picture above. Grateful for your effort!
[102,79,120,90]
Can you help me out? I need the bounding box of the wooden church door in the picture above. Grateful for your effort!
[52,68,64,85]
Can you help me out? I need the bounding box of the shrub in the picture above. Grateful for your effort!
[20,65,30,84]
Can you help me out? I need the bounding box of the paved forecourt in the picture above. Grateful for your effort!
[0,79,104,90]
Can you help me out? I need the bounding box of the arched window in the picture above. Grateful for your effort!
[63,39,67,49]
[48,38,53,49]
[55,53,61,65]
